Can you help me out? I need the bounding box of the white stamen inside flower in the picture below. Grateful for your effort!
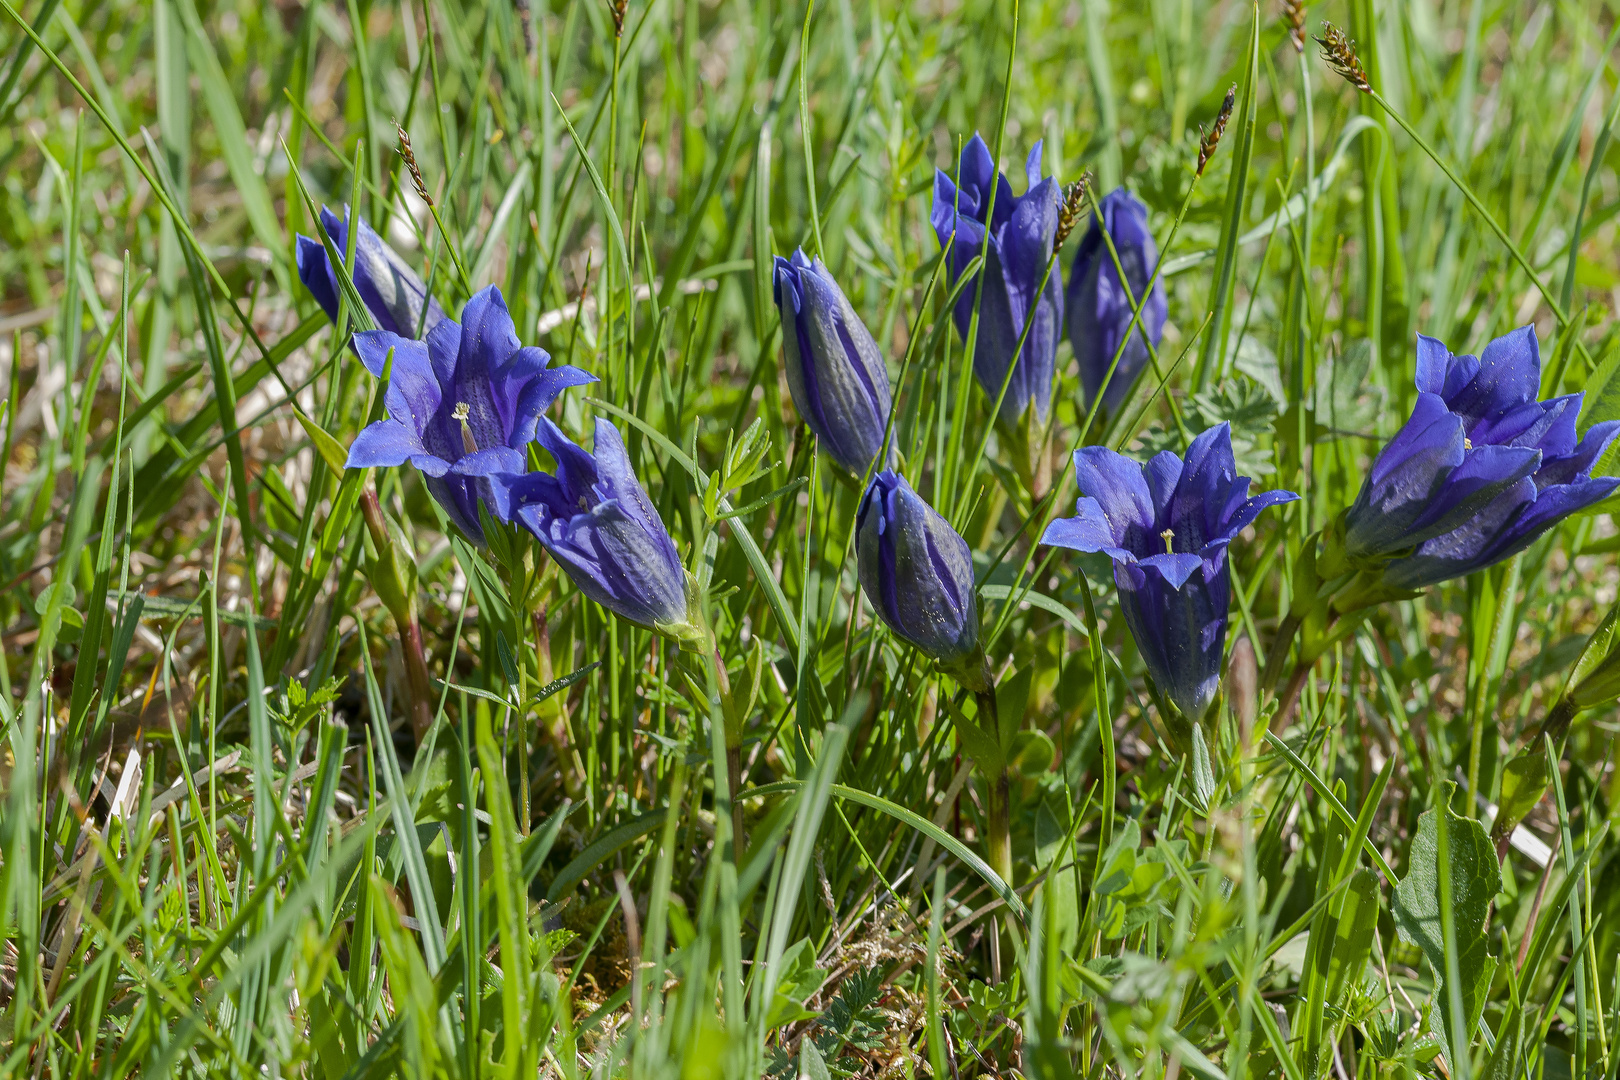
[452,401,478,455]
[1160,528,1175,554]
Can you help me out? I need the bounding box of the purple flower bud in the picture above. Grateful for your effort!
[1066,188,1167,416]
[296,205,447,338]
[1350,327,1620,589]
[507,419,693,633]
[344,286,596,545]
[774,250,895,475]
[1042,424,1297,721]
[930,134,1063,426]
[856,471,980,669]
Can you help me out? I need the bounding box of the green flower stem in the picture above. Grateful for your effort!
[711,641,747,858]
[971,680,1011,983]
[680,593,747,859]
[359,488,434,743]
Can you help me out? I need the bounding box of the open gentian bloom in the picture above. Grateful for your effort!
[856,471,985,688]
[506,418,696,636]
[297,205,447,338]
[1351,327,1620,589]
[345,285,595,545]
[773,250,895,475]
[931,133,1063,426]
[1067,188,1167,416]
[1041,424,1298,721]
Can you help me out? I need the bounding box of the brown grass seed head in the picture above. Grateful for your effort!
[1316,21,1371,92]
[1283,0,1306,53]
[1054,174,1092,252]
[396,124,434,207]
[1197,85,1236,177]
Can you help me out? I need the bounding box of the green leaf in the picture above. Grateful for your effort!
[173,0,284,276]
[1324,869,1380,1009]
[1190,724,1217,810]
[798,1037,833,1080]
[765,938,824,1030]
[1393,788,1502,1046]
[1009,729,1055,777]
[1566,603,1620,708]
[994,665,1032,752]
[943,694,1003,777]
[295,407,349,480]
[1493,750,1550,843]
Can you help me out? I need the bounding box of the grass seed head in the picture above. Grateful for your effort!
[1054,174,1091,252]
[396,124,433,207]
[1317,21,1371,92]
[1283,0,1306,53]
[1197,84,1236,177]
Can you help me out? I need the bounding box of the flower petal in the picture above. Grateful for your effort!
[1071,446,1156,551]
[295,234,341,324]
[1221,488,1300,539]
[1445,325,1539,426]
[1138,552,1206,589]
[1040,497,1136,564]
[346,419,428,470]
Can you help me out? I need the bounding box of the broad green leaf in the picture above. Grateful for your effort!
[1393,790,1502,1050]
[943,694,1003,777]
[994,665,1032,752]
[1492,750,1549,845]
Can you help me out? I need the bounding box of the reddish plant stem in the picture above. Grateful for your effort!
[1270,662,1312,732]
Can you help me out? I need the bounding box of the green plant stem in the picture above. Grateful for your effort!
[358,489,434,743]
[1367,86,1589,370]
[972,685,1011,984]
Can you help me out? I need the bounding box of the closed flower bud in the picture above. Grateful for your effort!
[856,471,983,683]
[297,205,447,338]
[1042,424,1297,722]
[773,250,895,476]
[507,418,698,638]
[1066,188,1167,417]
[931,134,1063,427]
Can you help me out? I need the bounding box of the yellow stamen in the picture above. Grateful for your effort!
[452,402,477,456]
[1464,437,1473,450]
[1160,528,1175,554]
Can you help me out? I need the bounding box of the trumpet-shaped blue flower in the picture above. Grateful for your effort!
[931,134,1063,426]
[856,471,982,680]
[507,418,693,633]
[1042,424,1297,721]
[774,250,895,475]
[1349,327,1620,589]
[345,285,595,545]
[297,206,447,338]
[1067,187,1167,416]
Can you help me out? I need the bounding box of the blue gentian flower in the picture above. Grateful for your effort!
[1042,424,1298,721]
[931,134,1063,426]
[1348,327,1620,589]
[856,471,984,685]
[507,418,695,635]
[345,285,595,545]
[297,205,447,338]
[774,250,895,475]
[1067,188,1167,416]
